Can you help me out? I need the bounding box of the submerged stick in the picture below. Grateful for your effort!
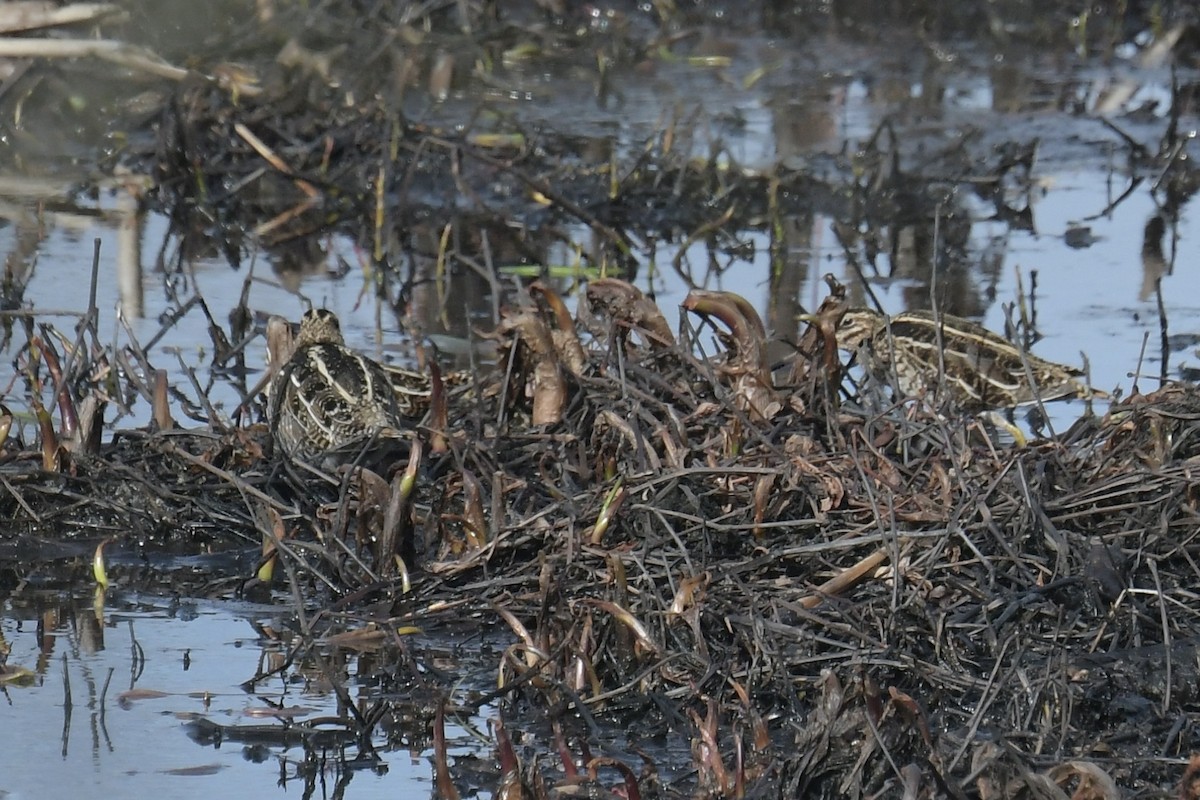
[0,4,120,34]
[0,38,189,81]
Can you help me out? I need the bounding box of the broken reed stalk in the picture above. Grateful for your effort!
[23,240,107,451]
[60,239,102,389]
[461,469,487,549]
[114,310,163,407]
[453,139,633,256]
[530,281,588,376]
[428,362,449,454]
[496,309,566,425]
[796,546,893,609]
[588,478,626,545]
[0,3,121,34]
[152,369,174,430]
[33,402,61,472]
[256,507,287,584]
[230,314,292,422]
[378,439,422,578]
[34,335,80,440]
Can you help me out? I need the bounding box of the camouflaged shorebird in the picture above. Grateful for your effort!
[836,308,1094,411]
[268,308,409,465]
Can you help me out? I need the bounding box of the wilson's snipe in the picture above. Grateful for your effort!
[837,308,1094,411]
[268,309,411,464]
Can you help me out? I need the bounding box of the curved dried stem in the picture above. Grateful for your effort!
[585,278,675,348]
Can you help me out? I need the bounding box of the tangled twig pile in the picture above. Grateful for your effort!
[4,275,1198,797]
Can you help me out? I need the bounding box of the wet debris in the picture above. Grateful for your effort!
[6,1,1200,795]
[1,276,1199,796]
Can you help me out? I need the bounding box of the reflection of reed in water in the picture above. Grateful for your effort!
[764,80,841,346]
[265,238,329,294]
[400,215,563,364]
[115,185,144,317]
[1139,214,1167,304]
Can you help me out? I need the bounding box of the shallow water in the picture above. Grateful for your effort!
[0,595,490,799]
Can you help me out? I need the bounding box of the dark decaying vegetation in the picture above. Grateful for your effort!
[4,0,1200,797]
[3,270,1200,797]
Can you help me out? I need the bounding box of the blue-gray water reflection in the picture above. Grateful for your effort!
[0,598,445,799]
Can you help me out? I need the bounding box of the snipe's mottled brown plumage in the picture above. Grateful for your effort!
[268,309,411,464]
[837,308,1094,411]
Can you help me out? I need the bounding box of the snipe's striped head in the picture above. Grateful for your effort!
[296,308,345,348]
[836,308,887,351]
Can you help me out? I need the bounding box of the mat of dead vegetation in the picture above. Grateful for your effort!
[4,1,1200,797]
[2,273,1199,798]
